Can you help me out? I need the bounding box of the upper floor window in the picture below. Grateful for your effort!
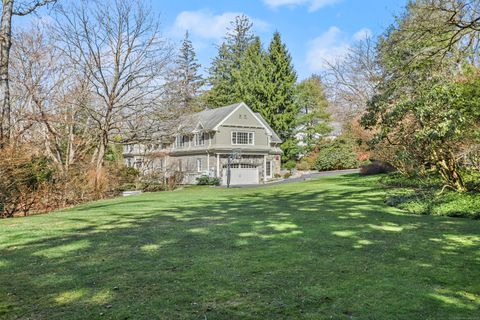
[175,135,188,148]
[232,131,254,145]
[194,132,206,146]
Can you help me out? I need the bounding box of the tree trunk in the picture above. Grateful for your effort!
[0,0,13,146]
[434,149,466,192]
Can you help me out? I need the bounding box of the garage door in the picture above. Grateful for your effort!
[222,164,259,185]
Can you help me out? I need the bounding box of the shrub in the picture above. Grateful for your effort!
[359,160,395,176]
[315,138,360,171]
[283,172,292,179]
[196,175,221,186]
[0,146,55,217]
[283,160,296,172]
[385,189,480,219]
[296,153,317,171]
[118,166,140,184]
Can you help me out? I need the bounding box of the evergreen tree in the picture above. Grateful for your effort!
[295,75,332,154]
[232,37,269,115]
[204,43,235,107]
[265,32,299,161]
[205,15,255,107]
[225,15,255,70]
[167,31,203,112]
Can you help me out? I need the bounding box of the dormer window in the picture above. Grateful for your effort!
[175,135,188,148]
[194,132,206,146]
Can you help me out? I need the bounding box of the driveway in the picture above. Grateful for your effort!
[225,168,360,188]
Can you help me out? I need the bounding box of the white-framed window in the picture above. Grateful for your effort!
[194,132,206,146]
[232,131,254,145]
[175,135,188,148]
[266,161,272,177]
[196,158,202,172]
[126,158,132,167]
[126,144,134,153]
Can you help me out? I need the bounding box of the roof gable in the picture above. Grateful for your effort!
[176,102,282,143]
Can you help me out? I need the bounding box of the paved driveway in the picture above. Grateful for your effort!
[225,168,360,188]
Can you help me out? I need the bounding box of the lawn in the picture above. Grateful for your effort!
[1,174,479,319]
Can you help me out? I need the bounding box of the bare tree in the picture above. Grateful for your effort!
[54,0,172,190]
[10,25,95,176]
[0,0,57,146]
[324,37,382,121]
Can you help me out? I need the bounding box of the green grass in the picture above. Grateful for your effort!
[381,172,480,218]
[1,174,479,319]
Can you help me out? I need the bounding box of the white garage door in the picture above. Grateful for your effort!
[222,164,259,185]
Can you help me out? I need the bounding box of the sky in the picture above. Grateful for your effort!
[14,0,408,81]
[160,0,407,80]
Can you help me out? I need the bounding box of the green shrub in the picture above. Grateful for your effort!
[283,172,292,179]
[196,175,221,186]
[118,166,140,184]
[315,138,360,171]
[383,171,480,219]
[283,160,296,171]
[385,189,480,219]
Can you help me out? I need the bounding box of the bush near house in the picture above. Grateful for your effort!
[196,175,221,186]
[315,138,360,171]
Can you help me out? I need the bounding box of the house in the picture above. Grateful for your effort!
[123,102,283,186]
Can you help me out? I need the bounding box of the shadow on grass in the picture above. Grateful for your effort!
[0,174,479,319]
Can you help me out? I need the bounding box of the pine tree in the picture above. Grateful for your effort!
[265,32,299,160]
[232,37,269,115]
[295,75,332,154]
[205,15,255,107]
[204,43,235,107]
[226,15,255,70]
[167,31,203,112]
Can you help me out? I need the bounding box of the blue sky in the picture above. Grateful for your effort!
[160,0,407,80]
[14,0,407,80]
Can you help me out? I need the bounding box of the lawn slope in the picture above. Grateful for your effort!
[1,174,479,319]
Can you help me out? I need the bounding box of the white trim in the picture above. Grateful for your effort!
[196,158,202,173]
[263,155,267,182]
[266,160,272,178]
[231,131,254,145]
[213,102,273,136]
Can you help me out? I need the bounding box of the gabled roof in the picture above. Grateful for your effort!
[177,102,282,143]
[254,113,282,143]
[178,102,242,132]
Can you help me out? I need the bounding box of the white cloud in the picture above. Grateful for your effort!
[306,26,373,72]
[353,28,372,41]
[306,26,349,72]
[263,0,341,12]
[172,10,269,40]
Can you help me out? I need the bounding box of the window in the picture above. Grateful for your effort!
[175,135,188,148]
[266,161,272,177]
[196,158,202,172]
[126,144,134,153]
[232,131,254,145]
[194,132,206,146]
[178,159,183,171]
[159,159,164,169]
[126,158,132,167]
[135,159,143,169]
